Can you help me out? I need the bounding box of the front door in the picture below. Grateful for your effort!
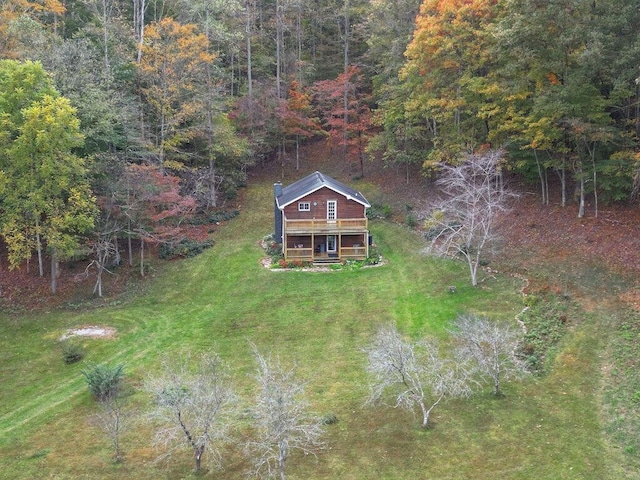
[327,200,337,221]
[327,235,337,253]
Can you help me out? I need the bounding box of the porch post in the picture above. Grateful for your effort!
[365,233,369,258]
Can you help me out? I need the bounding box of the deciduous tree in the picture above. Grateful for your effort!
[399,0,499,167]
[116,164,196,276]
[313,66,371,176]
[146,353,235,474]
[364,324,472,428]
[137,17,215,169]
[450,313,528,397]
[0,61,96,292]
[246,346,325,480]
[425,149,515,287]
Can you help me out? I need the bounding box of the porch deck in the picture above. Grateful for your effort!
[284,218,368,234]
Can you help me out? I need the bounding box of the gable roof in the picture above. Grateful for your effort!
[275,171,370,209]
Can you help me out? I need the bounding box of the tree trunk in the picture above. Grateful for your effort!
[560,156,567,207]
[35,217,44,277]
[276,0,283,99]
[134,0,146,64]
[194,447,203,473]
[245,0,253,99]
[421,393,444,428]
[127,218,133,266]
[50,252,58,294]
[140,236,145,277]
[534,150,547,206]
[341,0,349,163]
[278,446,287,480]
[578,175,585,218]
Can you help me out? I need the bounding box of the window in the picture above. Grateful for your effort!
[327,200,336,220]
[298,202,310,211]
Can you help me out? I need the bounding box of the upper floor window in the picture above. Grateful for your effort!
[298,202,310,211]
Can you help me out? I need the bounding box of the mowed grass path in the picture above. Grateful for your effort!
[0,180,618,479]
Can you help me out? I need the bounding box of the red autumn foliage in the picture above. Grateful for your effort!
[313,66,372,174]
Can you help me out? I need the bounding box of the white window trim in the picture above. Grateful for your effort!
[327,200,337,220]
[298,201,310,211]
[327,235,337,253]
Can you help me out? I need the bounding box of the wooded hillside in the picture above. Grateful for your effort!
[1,0,639,291]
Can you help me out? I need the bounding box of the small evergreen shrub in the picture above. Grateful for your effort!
[61,340,84,364]
[322,412,339,425]
[82,363,125,401]
[405,213,417,228]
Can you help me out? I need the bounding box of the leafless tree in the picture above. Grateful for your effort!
[145,353,235,474]
[92,391,133,463]
[450,313,528,397]
[246,346,325,480]
[83,209,121,297]
[364,325,473,428]
[425,149,516,286]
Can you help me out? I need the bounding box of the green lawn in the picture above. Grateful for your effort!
[0,179,627,479]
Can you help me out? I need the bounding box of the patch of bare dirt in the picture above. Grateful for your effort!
[60,325,116,340]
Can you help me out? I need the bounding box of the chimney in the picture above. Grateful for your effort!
[274,182,283,243]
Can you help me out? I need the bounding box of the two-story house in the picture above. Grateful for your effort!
[274,171,371,262]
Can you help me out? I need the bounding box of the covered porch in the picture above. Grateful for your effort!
[284,233,369,263]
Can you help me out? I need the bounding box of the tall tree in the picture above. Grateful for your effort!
[3,94,96,292]
[246,346,325,480]
[137,17,215,169]
[0,60,96,290]
[279,79,323,170]
[115,164,196,276]
[313,65,371,176]
[425,149,515,287]
[398,0,499,168]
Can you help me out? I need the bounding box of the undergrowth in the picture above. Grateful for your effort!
[602,307,640,465]
[518,295,574,373]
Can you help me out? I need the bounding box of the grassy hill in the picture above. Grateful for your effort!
[1,160,639,479]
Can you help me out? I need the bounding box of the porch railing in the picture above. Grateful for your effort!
[284,246,367,262]
[284,218,368,234]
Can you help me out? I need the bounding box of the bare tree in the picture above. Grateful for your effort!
[364,325,473,428]
[83,208,122,297]
[246,346,325,480]
[450,313,528,397]
[92,391,133,463]
[145,353,235,473]
[425,149,516,286]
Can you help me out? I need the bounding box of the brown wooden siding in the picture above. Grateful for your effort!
[283,187,366,220]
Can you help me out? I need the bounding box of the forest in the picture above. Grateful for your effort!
[1,0,640,287]
[3,2,640,478]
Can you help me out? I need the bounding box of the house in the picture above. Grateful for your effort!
[274,171,371,263]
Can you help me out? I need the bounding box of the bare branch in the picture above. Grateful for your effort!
[145,352,235,473]
[246,345,325,480]
[423,149,517,286]
[364,325,473,428]
[450,313,529,396]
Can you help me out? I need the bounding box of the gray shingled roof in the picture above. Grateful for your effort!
[275,171,370,209]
